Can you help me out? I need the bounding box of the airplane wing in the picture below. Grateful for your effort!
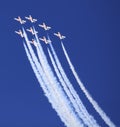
[39,38,44,41]
[26,29,30,32]
[47,26,51,30]
[21,20,26,24]
[14,18,19,21]
[47,39,51,43]
[38,24,44,28]
[62,36,66,39]
[25,16,30,20]
[54,33,58,36]
[33,19,37,22]
[15,31,19,34]
[48,26,51,29]
[23,20,26,23]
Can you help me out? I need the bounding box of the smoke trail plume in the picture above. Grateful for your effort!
[23,28,84,127]
[61,42,116,127]
[48,42,100,127]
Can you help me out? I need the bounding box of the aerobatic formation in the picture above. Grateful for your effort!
[14,15,116,127]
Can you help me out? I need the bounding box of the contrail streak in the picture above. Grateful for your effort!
[47,47,98,127]
[23,42,74,127]
[23,37,60,113]
[23,42,69,127]
[23,30,72,126]
[15,20,116,127]
[23,42,50,97]
[34,33,84,127]
[48,42,99,127]
[36,44,81,127]
[23,28,84,127]
[61,42,116,127]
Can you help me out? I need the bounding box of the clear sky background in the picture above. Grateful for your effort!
[0,0,120,127]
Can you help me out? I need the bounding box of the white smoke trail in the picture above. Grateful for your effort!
[35,44,79,127]
[49,42,100,127]
[23,42,73,126]
[23,30,73,127]
[23,40,60,112]
[23,42,50,97]
[34,37,83,127]
[23,28,84,127]
[47,47,96,127]
[61,42,116,127]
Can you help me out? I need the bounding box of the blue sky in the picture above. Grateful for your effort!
[0,0,120,127]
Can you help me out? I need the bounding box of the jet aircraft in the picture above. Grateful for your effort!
[14,16,26,24]
[26,27,38,35]
[39,36,51,44]
[25,15,37,23]
[54,32,66,39]
[29,39,37,47]
[15,30,24,38]
[38,22,51,31]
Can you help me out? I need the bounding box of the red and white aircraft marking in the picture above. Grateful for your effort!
[54,32,66,40]
[25,15,37,23]
[14,16,26,24]
[29,39,37,47]
[39,36,51,44]
[38,22,51,31]
[26,27,38,35]
[15,30,24,38]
